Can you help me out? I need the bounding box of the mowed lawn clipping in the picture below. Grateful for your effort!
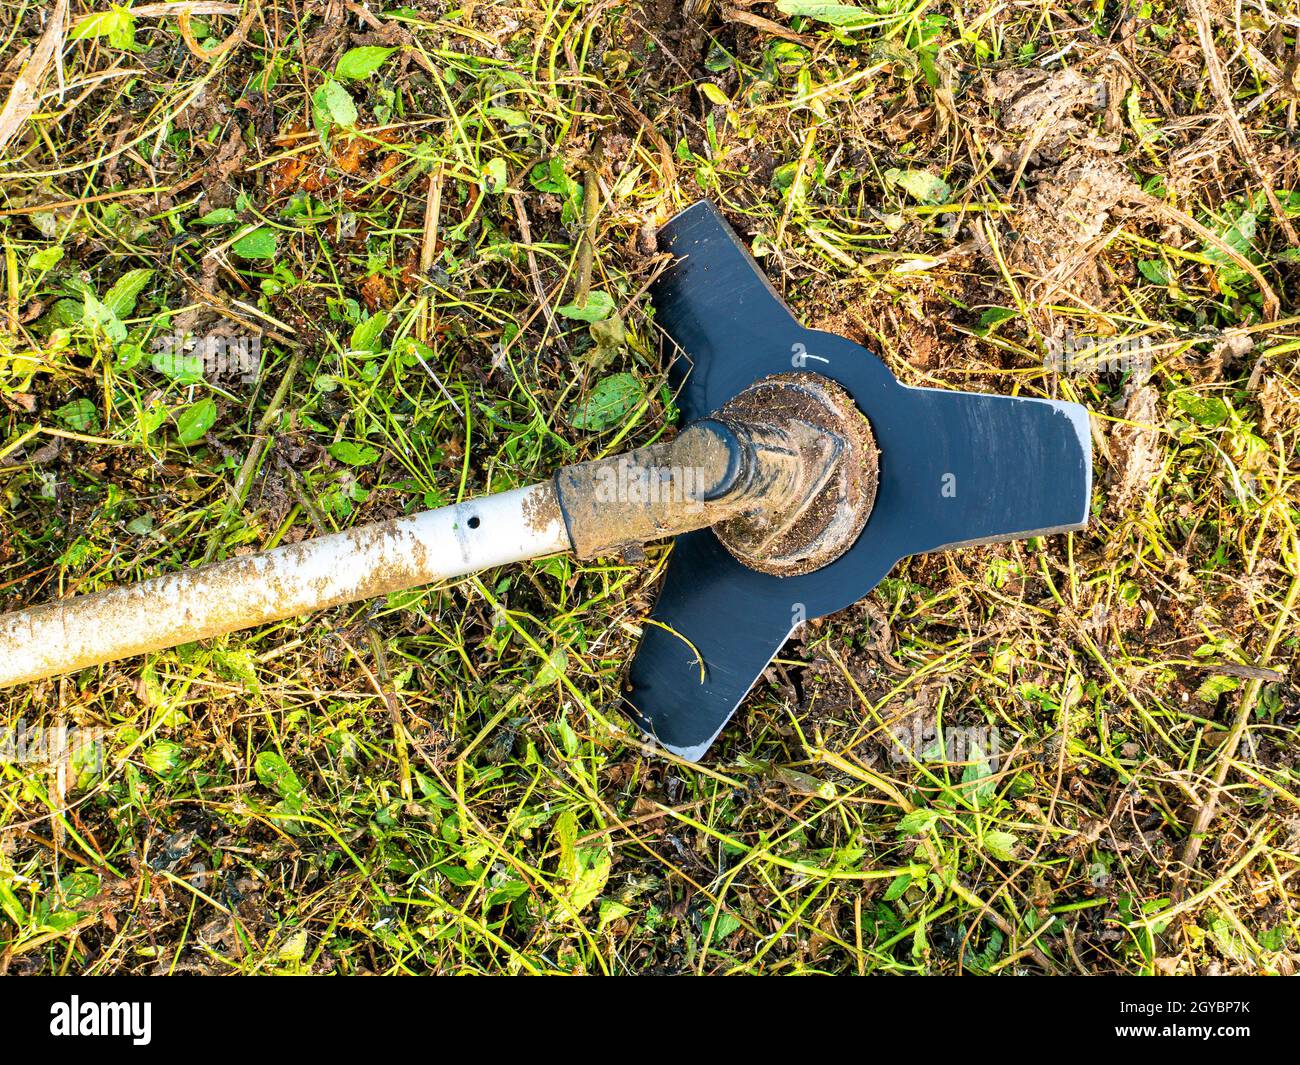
[0,0,1297,975]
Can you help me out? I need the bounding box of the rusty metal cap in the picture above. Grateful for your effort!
[712,372,879,577]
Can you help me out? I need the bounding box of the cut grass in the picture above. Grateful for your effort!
[0,1,1297,974]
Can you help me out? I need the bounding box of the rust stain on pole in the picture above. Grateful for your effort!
[0,484,570,688]
[0,374,879,689]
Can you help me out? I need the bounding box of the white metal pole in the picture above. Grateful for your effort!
[0,483,571,688]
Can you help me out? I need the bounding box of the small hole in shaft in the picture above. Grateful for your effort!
[467,516,481,529]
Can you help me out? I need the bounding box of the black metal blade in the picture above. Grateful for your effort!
[652,200,804,402]
[624,532,796,759]
[871,385,1092,556]
[626,201,1092,760]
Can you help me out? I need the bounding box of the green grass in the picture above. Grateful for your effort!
[0,0,1297,974]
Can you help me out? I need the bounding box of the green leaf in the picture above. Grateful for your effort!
[69,5,134,45]
[883,873,913,901]
[1137,259,1171,285]
[569,846,611,912]
[277,928,309,963]
[312,79,357,132]
[213,648,260,693]
[771,161,800,193]
[528,159,582,224]
[349,310,389,353]
[774,765,837,799]
[776,1,872,27]
[175,398,218,444]
[103,268,154,319]
[27,246,63,273]
[196,208,238,226]
[1203,200,1259,266]
[976,307,1018,335]
[961,745,998,809]
[0,880,28,926]
[328,440,381,466]
[533,646,568,687]
[482,156,508,194]
[143,740,184,777]
[1196,674,1240,703]
[335,45,398,80]
[1259,925,1287,952]
[232,227,278,260]
[597,899,631,931]
[1125,86,1159,146]
[554,717,579,757]
[81,291,126,344]
[44,298,85,330]
[709,909,742,943]
[485,105,529,129]
[554,811,611,912]
[885,167,951,205]
[589,314,625,361]
[557,290,615,322]
[1172,392,1231,427]
[897,808,942,835]
[554,810,579,875]
[700,82,730,107]
[567,372,644,431]
[55,398,99,433]
[255,751,307,807]
[983,830,1019,861]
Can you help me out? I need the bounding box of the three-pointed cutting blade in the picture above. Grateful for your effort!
[625,201,1092,759]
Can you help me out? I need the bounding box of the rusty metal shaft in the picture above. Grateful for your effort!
[0,485,571,689]
[0,374,875,689]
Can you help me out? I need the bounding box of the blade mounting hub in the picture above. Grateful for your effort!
[713,372,879,576]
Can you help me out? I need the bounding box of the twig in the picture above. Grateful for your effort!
[181,278,300,348]
[1155,827,1278,928]
[510,189,568,352]
[200,349,303,564]
[572,135,603,307]
[1125,188,1281,320]
[1173,571,1300,903]
[362,629,413,804]
[75,1,241,24]
[1187,0,1299,246]
[177,0,259,63]
[0,0,67,156]
[416,168,442,344]
[0,185,175,218]
[722,5,815,46]
[610,93,676,190]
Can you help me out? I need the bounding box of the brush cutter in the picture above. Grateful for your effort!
[0,201,1091,759]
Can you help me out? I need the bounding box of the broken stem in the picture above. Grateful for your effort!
[1187,0,1300,247]
[201,348,304,564]
[361,628,413,804]
[572,139,602,308]
[1173,570,1300,903]
[1126,188,1281,321]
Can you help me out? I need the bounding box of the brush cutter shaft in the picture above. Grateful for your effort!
[0,484,570,688]
[0,379,874,690]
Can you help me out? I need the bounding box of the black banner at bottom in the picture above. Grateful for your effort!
[0,974,1287,1052]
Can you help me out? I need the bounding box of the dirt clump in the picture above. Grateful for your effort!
[1007,155,1133,305]
[987,66,1116,168]
[1106,385,1163,517]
